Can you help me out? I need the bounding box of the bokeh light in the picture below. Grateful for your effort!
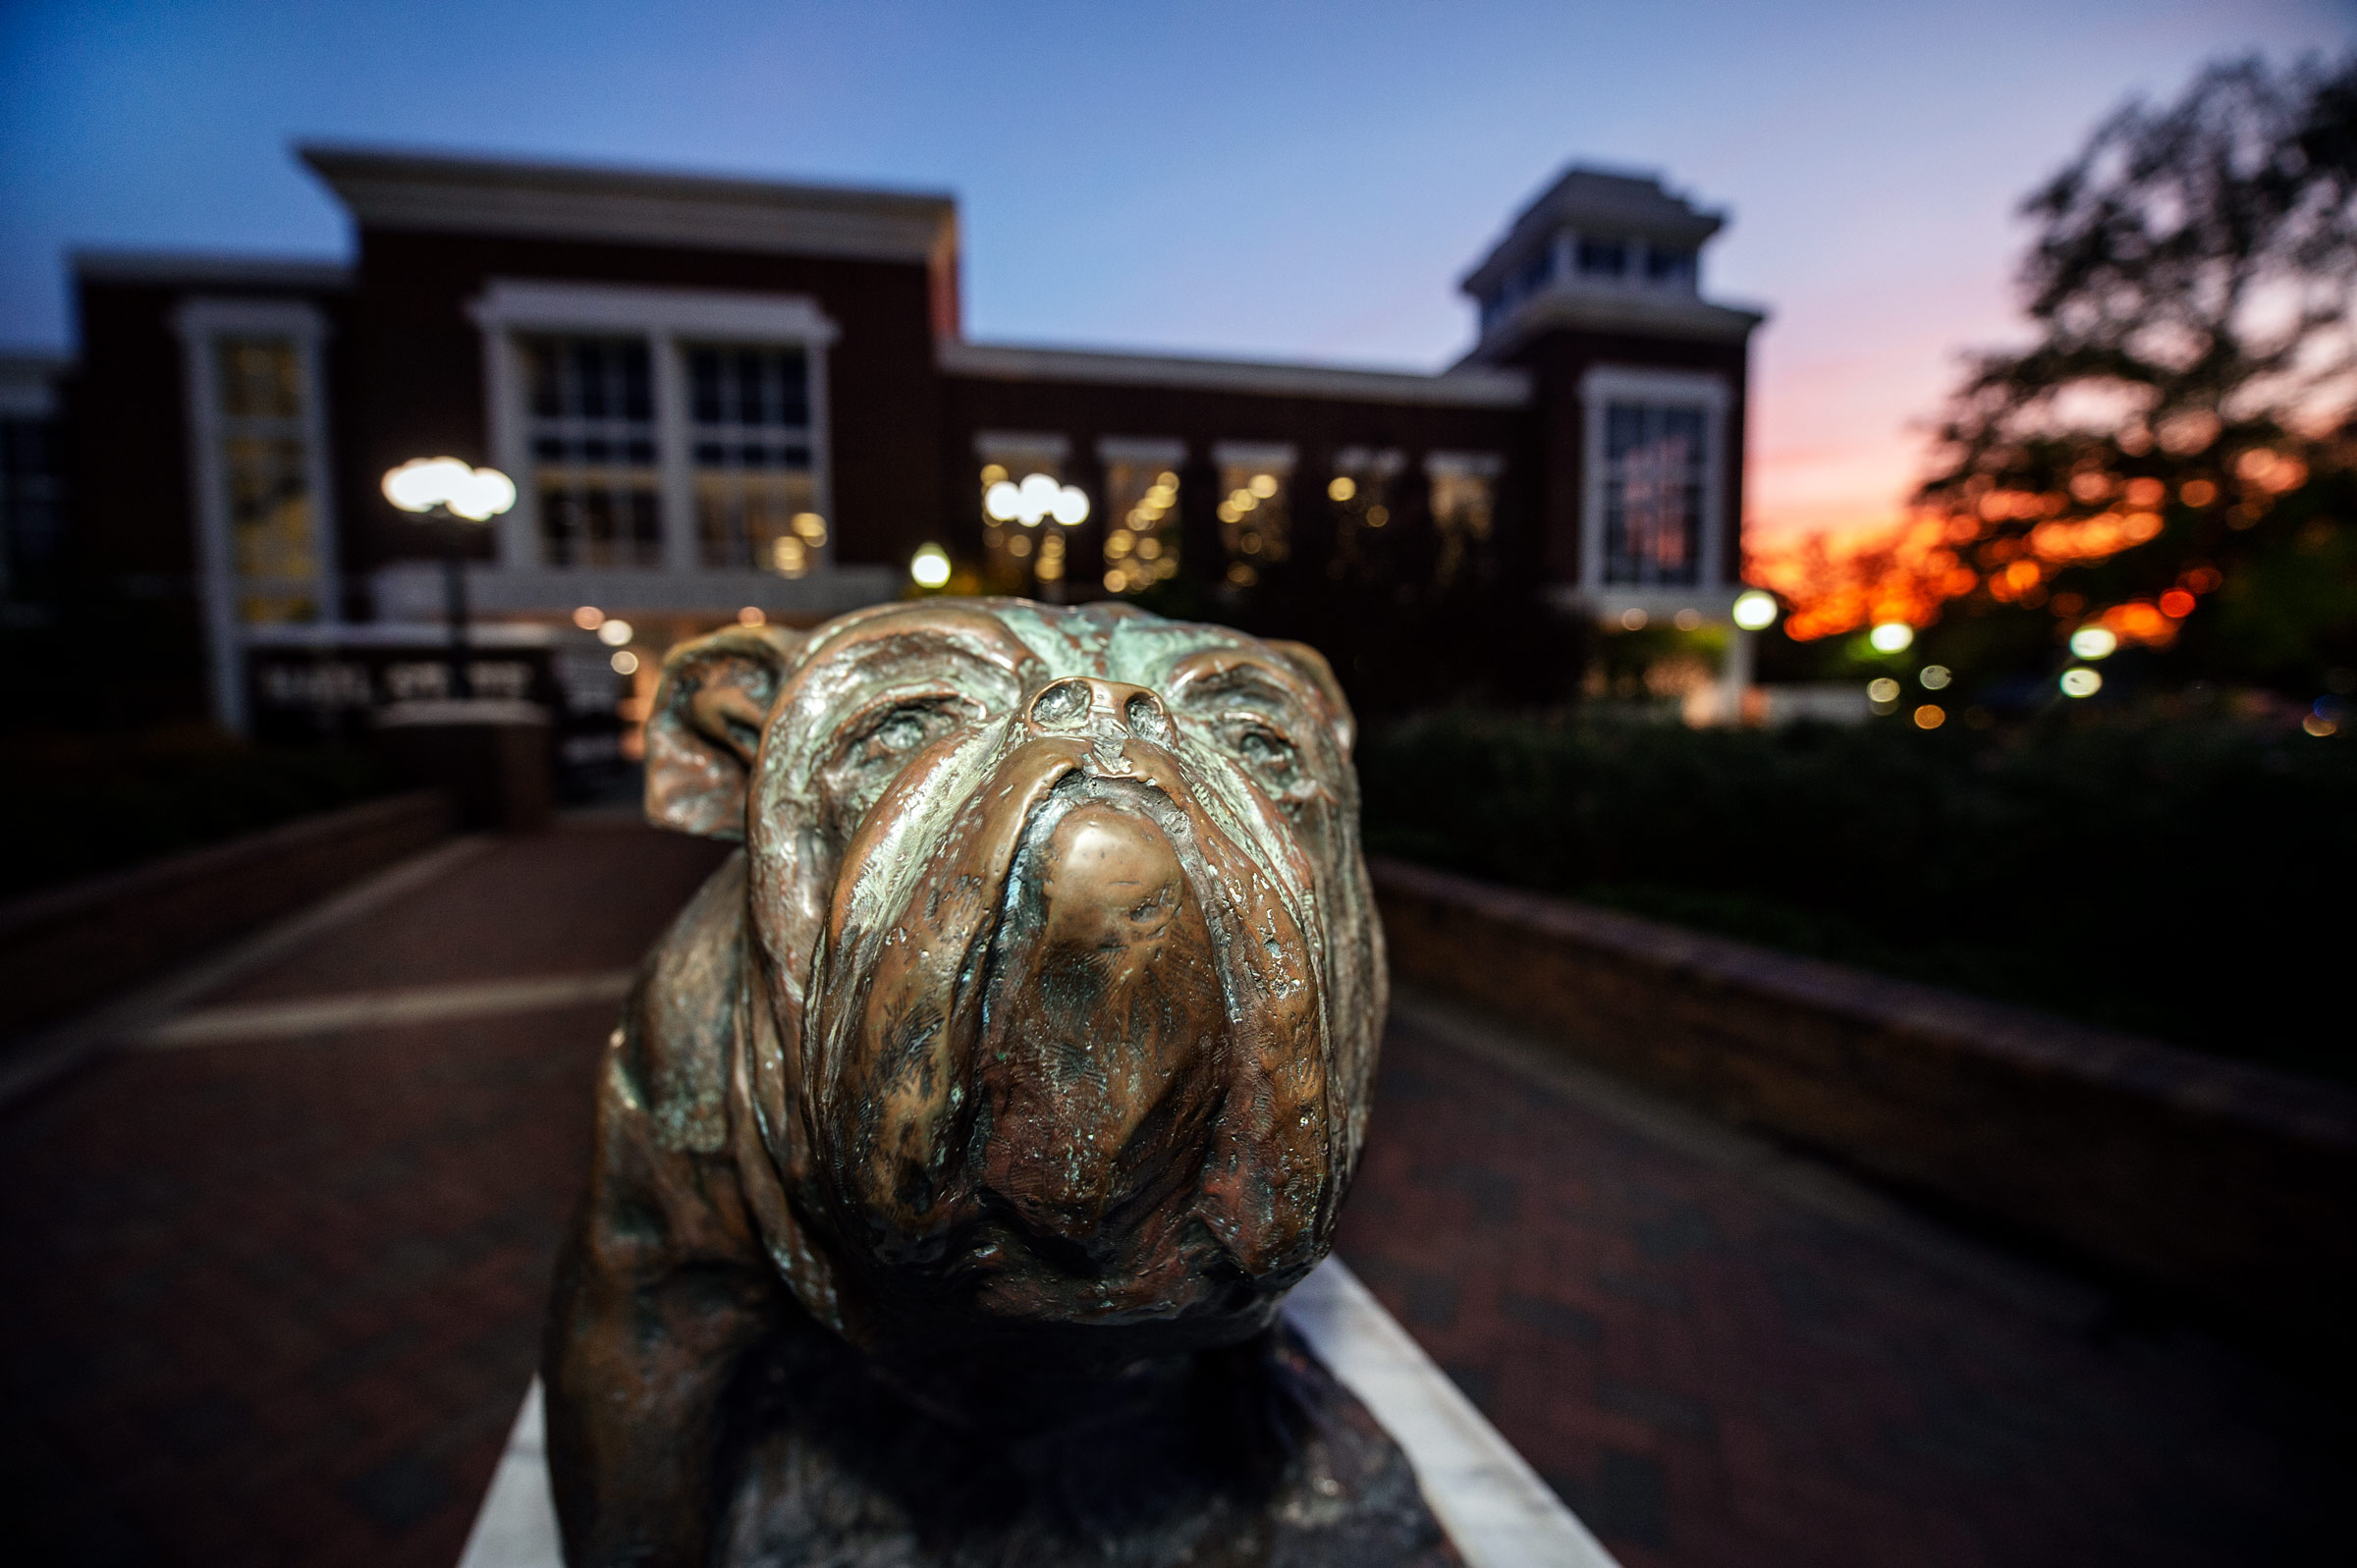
[1869,622,1913,654]
[2060,667,2103,698]
[1731,590,1779,630]
[909,543,953,588]
[596,619,632,647]
[2069,626,2118,660]
[1913,704,1946,730]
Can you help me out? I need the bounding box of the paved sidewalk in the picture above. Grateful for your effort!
[0,821,2345,1566]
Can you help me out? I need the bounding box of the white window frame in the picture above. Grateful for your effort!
[975,431,1070,469]
[469,280,839,573]
[172,297,340,733]
[1096,435,1184,468]
[1578,365,1730,594]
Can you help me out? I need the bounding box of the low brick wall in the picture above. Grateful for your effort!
[1371,856,2357,1342]
[0,791,453,1040]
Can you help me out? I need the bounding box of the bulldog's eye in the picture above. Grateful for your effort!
[1227,721,1304,793]
[851,702,953,769]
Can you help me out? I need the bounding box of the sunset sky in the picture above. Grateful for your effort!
[2,0,2344,548]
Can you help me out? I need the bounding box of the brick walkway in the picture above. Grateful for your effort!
[1337,999,2351,1567]
[0,823,2344,1566]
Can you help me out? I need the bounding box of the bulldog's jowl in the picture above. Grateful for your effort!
[545,599,1456,1568]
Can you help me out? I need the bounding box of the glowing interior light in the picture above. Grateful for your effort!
[1619,608,1648,630]
[572,606,605,630]
[2069,626,2118,660]
[597,619,633,647]
[1869,622,1914,654]
[1248,472,1280,498]
[1328,475,1356,502]
[909,544,953,588]
[610,650,638,676]
[1868,677,1901,704]
[2060,667,2103,698]
[1731,590,1778,630]
[1913,704,1946,730]
[983,481,1021,521]
[1919,665,1952,690]
[1051,486,1090,525]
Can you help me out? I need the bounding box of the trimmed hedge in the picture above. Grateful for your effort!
[0,729,397,901]
[1358,713,2354,1080]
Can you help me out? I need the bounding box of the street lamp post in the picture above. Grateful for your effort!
[382,458,517,702]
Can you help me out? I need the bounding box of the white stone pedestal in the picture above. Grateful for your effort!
[457,1258,1617,1568]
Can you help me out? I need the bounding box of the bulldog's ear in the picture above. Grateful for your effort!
[645,624,809,840]
[1266,639,1356,758]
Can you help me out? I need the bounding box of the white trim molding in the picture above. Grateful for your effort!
[943,342,1530,409]
[1096,435,1186,466]
[171,297,341,733]
[974,430,1071,465]
[1210,441,1297,471]
[1577,364,1732,599]
[468,280,840,573]
[302,145,957,267]
[1426,450,1507,479]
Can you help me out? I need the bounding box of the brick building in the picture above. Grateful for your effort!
[17,147,1764,737]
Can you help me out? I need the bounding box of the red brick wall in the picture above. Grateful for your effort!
[1370,856,2357,1344]
[0,791,452,1039]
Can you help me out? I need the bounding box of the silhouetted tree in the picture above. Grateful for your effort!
[1912,53,2357,698]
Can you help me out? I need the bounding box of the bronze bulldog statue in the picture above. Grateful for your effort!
[546,599,1453,1567]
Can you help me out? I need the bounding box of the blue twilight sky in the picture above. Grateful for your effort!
[2,0,2346,541]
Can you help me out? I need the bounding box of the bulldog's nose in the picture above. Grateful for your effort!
[1026,677,1174,745]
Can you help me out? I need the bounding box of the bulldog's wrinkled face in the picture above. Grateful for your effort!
[650,601,1382,1359]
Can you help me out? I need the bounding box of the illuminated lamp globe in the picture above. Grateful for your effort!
[2060,667,2104,698]
[1869,622,1914,655]
[2068,625,2118,661]
[1015,473,1061,525]
[382,457,515,520]
[1731,590,1779,631]
[909,544,953,589]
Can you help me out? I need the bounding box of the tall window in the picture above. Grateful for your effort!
[521,336,661,568]
[977,434,1069,593]
[1426,453,1502,588]
[1214,444,1293,589]
[1602,404,1706,586]
[688,345,823,576]
[1328,447,1403,578]
[472,282,838,577]
[214,339,323,622]
[1580,367,1728,596]
[1099,439,1181,597]
[175,297,338,732]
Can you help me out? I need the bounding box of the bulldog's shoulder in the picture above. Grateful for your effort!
[610,849,748,1157]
